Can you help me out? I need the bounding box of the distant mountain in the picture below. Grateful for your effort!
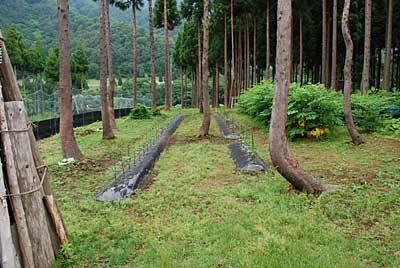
[0,0,171,78]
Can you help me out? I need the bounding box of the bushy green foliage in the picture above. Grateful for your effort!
[150,108,162,117]
[238,82,343,139]
[382,118,400,136]
[129,104,151,119]
[238,82,400,138]
[129,104,163,120]
[351,92,400,132]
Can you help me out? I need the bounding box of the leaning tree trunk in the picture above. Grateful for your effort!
[99,0,114,139]
[199,0,211,137]
[266,0,270,80]
[361,0,372,95]
[383,0,393,91]
[148,0,157,109]
[105,0,116,129]
[269,0,330,195]
[58,0,84,160]
[330,0,338,90]
[132,5,138,106]
[224,11,229,108]
[342,0,364,145]
[163,0,172,110]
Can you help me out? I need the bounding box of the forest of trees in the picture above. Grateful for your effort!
[0,0,173,79]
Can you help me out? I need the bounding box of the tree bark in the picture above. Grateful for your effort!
[99,0,114,139]
[132,4,138,106]
[105,0,116,129]
[269,0,328,195]
[253,17,257,86]
[266,1,270,80]
[229,0,235,108]
[58,0,84,159]
[322,0,328,85]
[180,67,184,107]
[330,0,338,90]
[148,0,157,109]
[224,11,229,107]
[199,0,210,137]
[163,0,172,109]
[215,63,219,106]
[197,22,203,111]
[360,0,372,95]
[342,0,364,145]
[299,14,303,86]
[383,0,393,91]
[245,16,250,88]
[376,48,382,89]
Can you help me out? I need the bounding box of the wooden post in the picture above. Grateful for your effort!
[0,71,35,268]
[5,101,55,268]
[0,157,21,268]
[0,30,64,253]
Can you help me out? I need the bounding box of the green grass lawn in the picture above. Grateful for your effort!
[39,109,399,268]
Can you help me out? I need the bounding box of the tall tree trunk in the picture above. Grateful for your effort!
[132,5,138,106]
[148,0,157,109]
[229,0,235,108]
[383,0,393,91]
[163,0,172,109]
[269,0,328,195]
[58,0,84,159]
[224,11,229,107]
[253,17,257,86]
[322,0,328,85]
[330,0,338,90]
[105,0,116,129]
[180,67,184,107]
[197,22,203,112]
[377,48,382,88]
[266,0,270,80]
[199,0,210,137]
[360,0,372,95]
[299,14,303,86]
[342,0,364,145]
[246,16,250,88]
[215,63,219,107]
[99,0,114,139]
[238,22,243,92]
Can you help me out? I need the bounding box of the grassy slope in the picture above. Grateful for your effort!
[39,110,399,268]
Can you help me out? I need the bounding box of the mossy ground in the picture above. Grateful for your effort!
[40,109,399,268]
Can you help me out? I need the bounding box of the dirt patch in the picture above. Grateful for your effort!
[137,170,158,192]
[75,128,96,137]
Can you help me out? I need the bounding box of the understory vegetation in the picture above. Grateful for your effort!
[238,81,400,139]
[35,111,400,268]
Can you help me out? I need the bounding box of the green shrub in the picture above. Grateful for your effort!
[150,108,162,117]
[382,118,400,136]
[351,94,392,132]
[238,82,343,139]
[129,104,151,120]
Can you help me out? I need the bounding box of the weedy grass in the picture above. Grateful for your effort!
[41,109,399,268]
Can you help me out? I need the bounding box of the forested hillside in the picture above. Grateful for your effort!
[0,0,169,78]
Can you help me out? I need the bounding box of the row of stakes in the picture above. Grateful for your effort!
[224,113,259,159]
[111,120,170,180]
